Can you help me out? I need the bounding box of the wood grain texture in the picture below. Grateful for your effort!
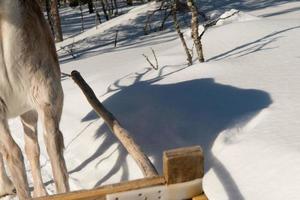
[163,146,204,184]
[31,176,165,200]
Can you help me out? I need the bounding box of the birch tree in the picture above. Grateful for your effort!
[45,0,55,36]
[187,0,204,62]
[172,2,192,65]
[100,0,110,21]
[51,0,63,42]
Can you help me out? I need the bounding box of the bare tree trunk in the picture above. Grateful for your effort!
[127,0,133,6]
[104,0,112,18]
[187,0,204,62]
[71,71,158,178]
[95,10,102,28]
[172,3,192,66]
[94,0,102,28]
[45,0,55,36]
[87,0,95,13]
[79,2,85,32]
[100,0,110,21]
[109,0,114,16]
[175,0,188,12]
[113,0,118,16]
[51,0,63,42]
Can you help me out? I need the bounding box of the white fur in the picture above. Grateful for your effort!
[0,1,32,118]
[0,1,69,199]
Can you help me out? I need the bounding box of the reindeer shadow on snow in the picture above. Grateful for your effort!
[70,67,272,198]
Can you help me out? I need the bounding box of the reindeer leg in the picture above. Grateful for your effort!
[21,110,47,197]
[0,119,30,200]
[0,153,16,197]
[36,91,69,193]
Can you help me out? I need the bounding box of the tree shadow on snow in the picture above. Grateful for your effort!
[208,25,300,61]
[71,73,272,197]
[58,0,298,64]
[197,0,299,14]
[58,7,190,64]
[260,6,300,18]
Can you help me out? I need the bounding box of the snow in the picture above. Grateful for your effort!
[215,9,260,26]
[3,1,300,199]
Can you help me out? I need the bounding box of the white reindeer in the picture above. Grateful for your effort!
[0,0,69,199]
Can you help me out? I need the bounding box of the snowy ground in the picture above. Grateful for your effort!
[3,1,300,199]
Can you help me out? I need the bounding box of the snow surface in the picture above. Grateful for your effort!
[3,1,300,199]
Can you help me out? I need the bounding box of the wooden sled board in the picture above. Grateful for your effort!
[32,146,204,200]
[33,177,165,200]
[107,178,203,200]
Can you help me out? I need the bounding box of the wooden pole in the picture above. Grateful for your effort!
[71,71,158,177]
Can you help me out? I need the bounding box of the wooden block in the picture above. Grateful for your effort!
[163,146,204,184]
[193,193,209,200]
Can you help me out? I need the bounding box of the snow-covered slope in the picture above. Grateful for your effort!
[4,1,300,199]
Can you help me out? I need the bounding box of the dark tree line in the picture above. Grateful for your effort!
[41,0,129,41]
[41,0,63,42]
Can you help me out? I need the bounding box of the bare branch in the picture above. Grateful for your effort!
[61,72,71,77]
[159,8,172,31]
[60,39,77,59]
[142,48,159,70]
[151,48,159,69]
[144,1,169,34]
